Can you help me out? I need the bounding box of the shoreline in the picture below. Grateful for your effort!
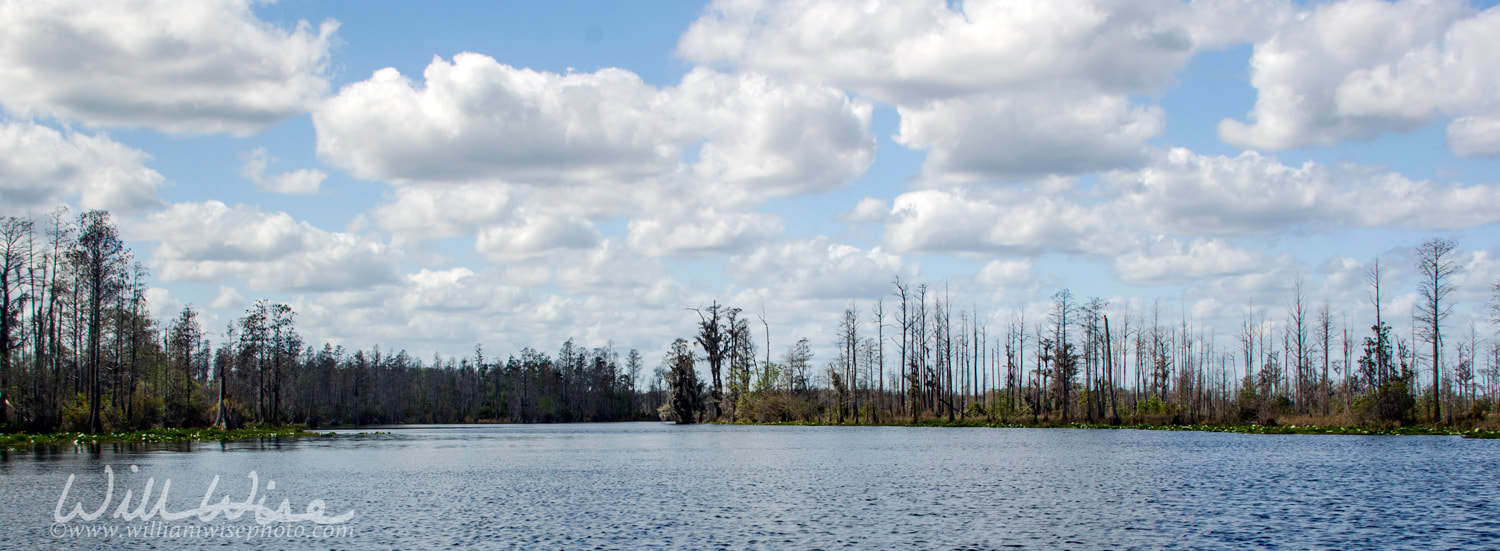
[722,419,1500,438]
[0,426,324,450]
[5,420,1495,450]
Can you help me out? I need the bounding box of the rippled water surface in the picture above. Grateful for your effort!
[2,423,1497,549]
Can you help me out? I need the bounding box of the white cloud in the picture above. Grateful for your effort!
[315,55,876,195]
[837,196,890,223]
[401,267,512,314]
[1105,148,1500,235]
[315,55,677,185]
[319,56,870,261]
[1452,249,1500,304]
[1341,169,1500,229]
[552,239,681,301]
[474,212,601,262]
[208,285,246,311]
[1105,148,1327,235]
[1111,237,1270,286]
[678,0,1261,102]
[370,183,514,241]
[727,238,914,300]
[677,68,875,196]
[1219,0,1500,154]
[626,207,782,257]
[1446,115,1500,158]
[289,255,708,361]
[128,201,399,292]
[884,188,1112,256]
[896,91,1163,182]
[296,271,521,351]
[144,287,185,324]
[872,145,1500,300]
[976,259,1034,287]
[679,0,1248,182]
[1182,0,1295,48]
[0,0,336,135]
[240,147,324,195]
[0,121,163,215]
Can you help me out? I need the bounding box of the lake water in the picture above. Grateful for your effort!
[1,423,1496,550]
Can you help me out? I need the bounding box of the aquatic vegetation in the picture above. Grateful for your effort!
[0,425,322,450]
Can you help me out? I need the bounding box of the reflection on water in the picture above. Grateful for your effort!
[2,423,1497,549]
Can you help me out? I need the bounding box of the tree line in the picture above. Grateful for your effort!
[663,238,1500,428]
[0,209,649,432]
[3,207,1497,433]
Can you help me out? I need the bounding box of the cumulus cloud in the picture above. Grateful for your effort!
[208,285,246,311]
[976,259,1034,287]
[552,238,679,301]
[880,148,1500,274]
[240,147,324,195]
[0,0,336,135]
[1446,116,1500,158]
[314,55,874,192]
[1105,148,1500,235]
[1452,249,1500,304]
[1111,237,1270,286]
[1339,169,1500,229]
[1219,0,1500,155]
[295,269,525,350]
[144,287,185,324]
[837,197,890,224]
[677,0,1261,181]
[627,207,783,257]
[370,183,514,241]
[401,268,515,314]
[289,253,707,360]
[320,56,872,259]
[676,68,875,196]
[128,201,398,292]
[678,0,1269,102]
[474,212,601,262]
[315,55,677,185]
[0,121,163,215]
[1104,148,1327,235]
[727,237,914,300]
[896,91,1163,182]
[884,189,1112,256]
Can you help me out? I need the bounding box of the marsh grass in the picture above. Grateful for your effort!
[0,425,324,450]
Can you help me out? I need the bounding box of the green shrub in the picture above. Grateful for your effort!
[1355,380,1415,426]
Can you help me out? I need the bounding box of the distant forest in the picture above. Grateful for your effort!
[1,208,1498,433]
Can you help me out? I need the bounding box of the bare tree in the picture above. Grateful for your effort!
[0,217,34,425]
[1414,238,1459,422]
[1490,279,1500,330]
[1049,289,1077,422]
[1287,276,1309,413]
[1316,301,1335,415]
[72,211,128,433]
[837,303,858,422]
[893,277,912,420]
[1366,258,1390,384]
[873,298,884,423]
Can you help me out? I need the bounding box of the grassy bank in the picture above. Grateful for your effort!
[735,419,1500,439]
[0,425,326,450]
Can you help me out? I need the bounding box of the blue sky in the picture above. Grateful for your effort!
[2,0,1497,371]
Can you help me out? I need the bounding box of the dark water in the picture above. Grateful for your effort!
[1,423,1496,550]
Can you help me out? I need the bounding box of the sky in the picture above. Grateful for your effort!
[1,0,1497,371]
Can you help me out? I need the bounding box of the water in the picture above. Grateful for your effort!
[1,423,1496,549]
